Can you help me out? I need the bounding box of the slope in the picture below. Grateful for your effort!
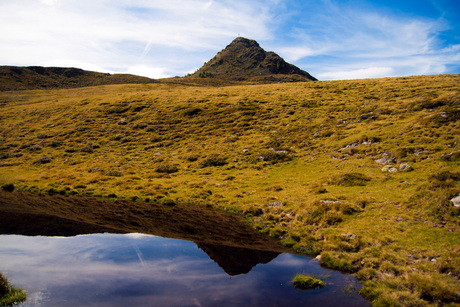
[0,66,157,91]
[0,74,459,305]
[189,37,317,83]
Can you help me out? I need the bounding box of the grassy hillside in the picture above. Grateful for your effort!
[0,74,459,305]
[0,66,157,91]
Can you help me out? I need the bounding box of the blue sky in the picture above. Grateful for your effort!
[0,0,459,80]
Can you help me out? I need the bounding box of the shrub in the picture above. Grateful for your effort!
[28,145,42,152]
[257,150,292,164]
[155,164,179,173]
[200,154,227,167]
[292,275,325,290]
[332,173,371,187]
[183,155,198,162]
[182,107,202,117]
[0,274,9,296]
[429,171,460,182]
[107,170,122,177]
[33,156,51,165]
[161,198,176,206]
[0,273,26,306]
[1,183,15,192]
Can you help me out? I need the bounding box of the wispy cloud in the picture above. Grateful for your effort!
[273,1,460,79]
[0,0,458,79]
[0,0,273,77]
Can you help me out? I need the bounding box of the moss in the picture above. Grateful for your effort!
[319,251,358,273]
[292,274,325,290]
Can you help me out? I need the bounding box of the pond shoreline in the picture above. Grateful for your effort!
[0,189,290,253]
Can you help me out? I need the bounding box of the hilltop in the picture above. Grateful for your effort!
[0,74,459,305]
[0,66,157,91]
[189,37,317,83]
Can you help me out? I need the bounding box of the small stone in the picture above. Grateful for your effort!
[399,163,413,172]
[439,112,448,118]
[431,258,437,263]
[268,201,284,207]
[315,255,322,261]
[382,165,398,173]
[451,195,460,208]
[341,233,357,240]
[118,118,128,125]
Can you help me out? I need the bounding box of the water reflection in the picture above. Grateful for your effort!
[0,233,370,307]
[0,202,370,306]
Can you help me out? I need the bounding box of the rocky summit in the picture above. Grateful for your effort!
[190,37,317,82]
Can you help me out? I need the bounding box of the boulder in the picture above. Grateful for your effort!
[375,156,396,164]
[451,195,460,208]
[399,163,413,172]
[382,165,398,173]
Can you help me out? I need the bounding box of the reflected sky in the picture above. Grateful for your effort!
[0,233,370,307]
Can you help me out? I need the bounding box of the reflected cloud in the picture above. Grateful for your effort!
[0,233,369,307]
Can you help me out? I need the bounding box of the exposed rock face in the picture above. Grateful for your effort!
[190,37,317,81]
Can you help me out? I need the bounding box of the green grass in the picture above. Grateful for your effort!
[0,74,459,306]
[0,273,26,306]
[292,274,326,290]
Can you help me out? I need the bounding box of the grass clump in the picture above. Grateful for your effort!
[292,274,325,290]
[155,164,179,174]
[331,173,371,187]
[0,273,26,306]
[1,184,15,192]
[199,154,227,167]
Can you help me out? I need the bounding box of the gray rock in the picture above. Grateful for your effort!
[382,165,398,173]
[118,118,128,125]
[375,156,396,164]
[399,163,413,172]
[267,201,284,207]
[341,233,357,240]
[451,195,460,208]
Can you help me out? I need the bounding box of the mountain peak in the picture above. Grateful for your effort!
[190,37,317,82]
[229,37,260,48]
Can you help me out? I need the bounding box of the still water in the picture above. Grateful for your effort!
[0,233,370,307]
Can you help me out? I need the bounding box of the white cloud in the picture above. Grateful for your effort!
[0,0,458,80]
[0,0,273,78]
[317,66,394,80]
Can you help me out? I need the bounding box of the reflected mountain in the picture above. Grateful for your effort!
[0,191,287,276]
[197,243,280,276]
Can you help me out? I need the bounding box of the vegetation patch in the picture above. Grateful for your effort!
[199,154,227,167]
[292,274,325,290]
[0,273,26,306]
[331,173,371,187]
[0,74,459,306]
